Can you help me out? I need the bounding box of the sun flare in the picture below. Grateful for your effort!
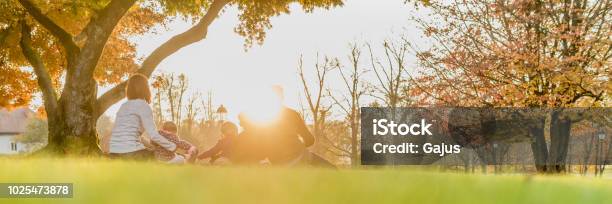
[239,87,283,124]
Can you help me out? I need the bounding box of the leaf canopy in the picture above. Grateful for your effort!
[0,0,343,107]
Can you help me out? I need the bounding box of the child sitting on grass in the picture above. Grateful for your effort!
[197,121,239,164]
[153,121,197,164]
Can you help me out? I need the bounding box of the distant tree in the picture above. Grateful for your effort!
[366,40,410,108]
[409,0,610,107]
[328,43,369,166]
[310,120,352,166]
[201,91,217,122]
[151,73,220,148]
[298,54,336,138]
[408,0,611,173]
[572,122,597,175]
[13,117,48,152]
[152,72,189,127]
[183,91,201,137]
[151,75,165,125]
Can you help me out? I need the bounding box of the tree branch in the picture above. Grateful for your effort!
[78,0,138,78]
[19,22,58,117]
[95,0,230,117]
[298,55,316,112]
[17,0,78,52]
[0,27,10,44]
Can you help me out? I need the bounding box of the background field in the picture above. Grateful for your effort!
[0,158,611,204]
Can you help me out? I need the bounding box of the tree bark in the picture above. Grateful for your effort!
[529,119,548,172]
[547,110,572,173]
[350,115,359,166]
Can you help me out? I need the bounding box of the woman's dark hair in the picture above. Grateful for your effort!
[126,74,151,103]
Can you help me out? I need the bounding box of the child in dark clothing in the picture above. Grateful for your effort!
[197,122,238,163]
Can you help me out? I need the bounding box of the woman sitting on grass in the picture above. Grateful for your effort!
[107,74,178,160]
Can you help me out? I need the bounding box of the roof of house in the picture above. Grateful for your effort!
[0,107,34,134]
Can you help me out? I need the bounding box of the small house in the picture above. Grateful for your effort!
[0,107,34,154]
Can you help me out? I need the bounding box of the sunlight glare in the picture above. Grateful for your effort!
[240,87,283,124]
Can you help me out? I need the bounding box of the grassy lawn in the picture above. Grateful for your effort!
[0,158,610,204]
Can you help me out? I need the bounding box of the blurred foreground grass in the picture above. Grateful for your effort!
[0,158,610,204]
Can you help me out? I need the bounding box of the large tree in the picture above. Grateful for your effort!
[0,0,343,155]
[408,0,611,172]
[409,0,610,107]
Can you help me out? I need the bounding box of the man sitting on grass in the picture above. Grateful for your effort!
[152,121,198,164]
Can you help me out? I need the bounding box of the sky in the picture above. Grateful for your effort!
[99,0,428,123]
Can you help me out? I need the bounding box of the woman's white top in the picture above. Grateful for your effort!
[109,99,176,153]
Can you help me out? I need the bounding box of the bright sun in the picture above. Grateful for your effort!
[239,87,283,123]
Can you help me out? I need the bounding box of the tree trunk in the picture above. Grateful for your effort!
[475,147,488,174]
[350,116,359,166]
[547,110,571,173]
[529,120,548,172]
[44,77,101,155]
[47,112,100,155]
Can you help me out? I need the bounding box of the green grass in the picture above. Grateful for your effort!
[0,158,610,204]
